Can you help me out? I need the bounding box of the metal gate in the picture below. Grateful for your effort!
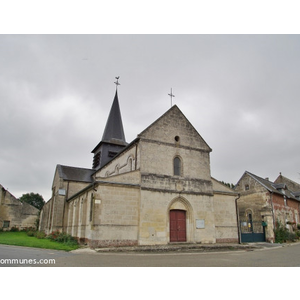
[240,220,266,243]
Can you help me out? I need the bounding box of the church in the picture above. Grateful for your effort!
[39,83,239,247]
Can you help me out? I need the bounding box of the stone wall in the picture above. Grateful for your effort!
[138,190,216,245]
[39,167,92,234]
[272,193,299,231]
[65,181,140,248]
[0,185,39,230]
[212,179,239,243]
[96,143,138,178]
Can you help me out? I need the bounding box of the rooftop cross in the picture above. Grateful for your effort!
[168,88,175,107]
[114,76,120,89]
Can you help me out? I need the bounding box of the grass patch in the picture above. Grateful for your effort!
[0,232,79,251]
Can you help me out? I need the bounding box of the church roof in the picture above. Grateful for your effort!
[57,165,94,183]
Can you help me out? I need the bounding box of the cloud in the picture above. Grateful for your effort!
[1,35,300,200]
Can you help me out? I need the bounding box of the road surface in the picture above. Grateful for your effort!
[1,242,300,267]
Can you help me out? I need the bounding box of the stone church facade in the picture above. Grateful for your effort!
[40,89,238,247]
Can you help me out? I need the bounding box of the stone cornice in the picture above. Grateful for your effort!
[139,138,211,153]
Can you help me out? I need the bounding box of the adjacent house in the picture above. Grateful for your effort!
[235,171,300,243]
[0,184,39,230]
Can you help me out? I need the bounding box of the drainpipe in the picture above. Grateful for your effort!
[270,191,276,242]
[235,193,241,244]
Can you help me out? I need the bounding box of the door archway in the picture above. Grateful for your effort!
[168,196,193,243]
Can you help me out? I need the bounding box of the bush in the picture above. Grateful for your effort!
[46,230,77,245]
[10,226,19,232]
[34,231,46,239]
[275,221,297,243]
[27,230,35,237]
[56,232,78,245]
[46,230,60,241]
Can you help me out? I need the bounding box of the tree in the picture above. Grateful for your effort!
[19,193,45,210]
[221,181,235,189]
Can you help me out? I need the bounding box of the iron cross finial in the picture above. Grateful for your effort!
[114,76,120,89]
[168,88,175,107]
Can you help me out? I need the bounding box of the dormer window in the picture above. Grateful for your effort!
[174,157,182,176]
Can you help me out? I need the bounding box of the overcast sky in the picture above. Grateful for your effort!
[1,34,300,201]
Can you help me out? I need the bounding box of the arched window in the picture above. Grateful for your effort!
[174,157,182,176]
[246,209,253,232]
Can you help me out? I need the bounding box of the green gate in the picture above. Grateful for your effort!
[240,220,266,243]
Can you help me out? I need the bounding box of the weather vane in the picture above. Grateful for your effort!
[168,88,175,107]
[114,76,120,89]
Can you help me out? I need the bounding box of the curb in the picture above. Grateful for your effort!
[93,243,261,253]
[70,242,298,254]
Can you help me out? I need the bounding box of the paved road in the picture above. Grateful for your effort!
[1,243,300,267]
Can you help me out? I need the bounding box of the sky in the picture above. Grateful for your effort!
[1,34,300,201]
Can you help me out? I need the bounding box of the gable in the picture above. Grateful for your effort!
[138,105,211,152]
[274,174,300,193]
[211,178,237,195]
[235,172,269,194]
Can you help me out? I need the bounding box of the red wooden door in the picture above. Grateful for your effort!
[170,210,186,242]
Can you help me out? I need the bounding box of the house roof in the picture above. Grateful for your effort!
[239,171,300,202]
[57,165,94,183]
[274,173,300,193]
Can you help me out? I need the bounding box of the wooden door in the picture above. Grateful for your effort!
[170,210,186,242]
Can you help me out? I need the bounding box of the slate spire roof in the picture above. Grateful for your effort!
[91,88,128,169]
[101,90,126,145]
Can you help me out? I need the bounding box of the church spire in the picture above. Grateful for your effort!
[92,79,127,170]
[101,89,126,144]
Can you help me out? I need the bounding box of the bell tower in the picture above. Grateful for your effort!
[92,78,127,170]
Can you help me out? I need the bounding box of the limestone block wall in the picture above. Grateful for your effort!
[139,140,211,181]
[40,180,91,234]
[211,178,239,242]
[138,190,216,245]
[138,105,211,154]
[96,143,138,178]
[39,200,50,231]
[65,182,140,248]
[213,193,238,243]
[96,170,141,186]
